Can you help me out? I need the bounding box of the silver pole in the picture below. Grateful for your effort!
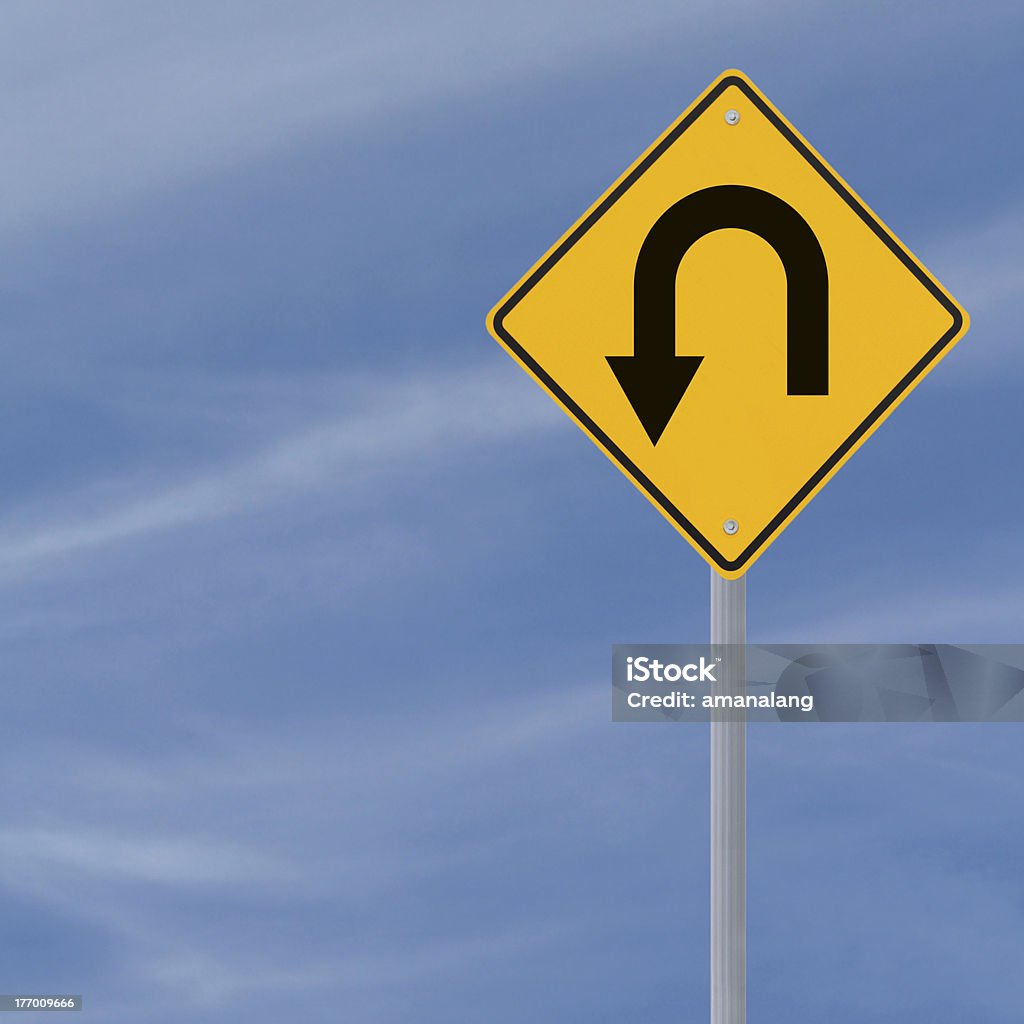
[710,568,746,1024]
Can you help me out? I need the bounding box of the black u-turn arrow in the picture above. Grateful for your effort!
[607,185,829,444]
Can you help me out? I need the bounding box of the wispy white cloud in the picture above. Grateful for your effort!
[931,204,1024,317]
[12,681,606,827]
[790,582,1024,639]
[0,677,607,881]
[134,915,585,1014]
[0,680,611,1014]
[0,365,558,579]
[0,0,805,240]
[139,951,335,1011]
[0,826,291,887]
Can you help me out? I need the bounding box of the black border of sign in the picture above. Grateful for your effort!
[489,75,964,574]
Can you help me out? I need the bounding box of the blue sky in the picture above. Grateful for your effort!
[0,2,1021,1020]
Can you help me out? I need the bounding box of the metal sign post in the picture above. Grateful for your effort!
[711,569,746,1024]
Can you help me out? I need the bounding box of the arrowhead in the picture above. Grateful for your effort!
[606,355,703,444]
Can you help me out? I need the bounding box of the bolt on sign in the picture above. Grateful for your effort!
[486,70,968,578]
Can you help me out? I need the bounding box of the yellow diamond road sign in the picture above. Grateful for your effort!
[486,69,969,578]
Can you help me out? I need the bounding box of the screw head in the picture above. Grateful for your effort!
[724,109,740,125]
[723,519,739,535]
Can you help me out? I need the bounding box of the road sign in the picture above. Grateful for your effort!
[487,69,968,577]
